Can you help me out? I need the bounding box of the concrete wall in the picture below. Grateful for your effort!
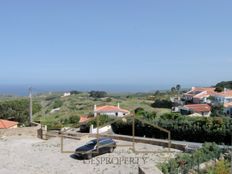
[0,123,40,137]
[90,125,112,134]
[97,112,127,117]
[88,133,186,151]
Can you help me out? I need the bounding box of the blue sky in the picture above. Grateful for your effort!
[0,0,232,92]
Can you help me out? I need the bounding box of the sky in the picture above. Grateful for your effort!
[0,0,232,93]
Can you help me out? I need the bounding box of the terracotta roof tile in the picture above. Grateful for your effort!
[95,105,129,113]
[215,90,232,97]
[184,104,211,112]
[0,119,18,129]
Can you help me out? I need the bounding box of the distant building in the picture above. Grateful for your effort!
[63,92,71,97]
[0,119,18,129]
[224,102,232,116]
[212,89,232,104]
[94,103,130,117]
[180,104,211,117]
[183,87,216,104]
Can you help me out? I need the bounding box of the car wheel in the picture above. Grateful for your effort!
[86,153,92,159]
[109,147,114,153]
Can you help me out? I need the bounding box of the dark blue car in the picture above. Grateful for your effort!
[75,137,116,159]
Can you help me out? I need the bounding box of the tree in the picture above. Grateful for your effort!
[176,84,181,92]
[70,90,82,95]
[89,91,107,98]
[69,115,80,124]
[171,87,176,94]
[0,99,41,125]
[211,104,224,117]
[215,87,224,92]
[154,90,160,96]
[52,100,63,109]
[151,99,173,108]
[215,81,232,90]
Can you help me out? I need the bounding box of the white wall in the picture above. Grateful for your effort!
[90,125,112,134]
[94,112,128,117]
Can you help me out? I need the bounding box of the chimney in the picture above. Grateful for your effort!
[117,103,120,108]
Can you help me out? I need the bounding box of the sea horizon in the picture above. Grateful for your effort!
[0,83,195,96]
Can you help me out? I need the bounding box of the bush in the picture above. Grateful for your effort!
[70,90,82,95]
[106,97,112,102]
[160,143,223,174]
[69,115,80,124]
[210,160,230,174]
[87,115,115,128]
[89,91,107,98]
[112,112,232,144]
[52,100,63,109]
[0,99,41,125]
[151,99,173,108]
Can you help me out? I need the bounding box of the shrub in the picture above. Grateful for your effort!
[151,99,173,108]
[69,115,80,124]
[160,143,223,174]
[89,91,107,98]
[52,100,63,109]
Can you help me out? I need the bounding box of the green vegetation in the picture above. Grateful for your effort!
[31,91,170,129]
[151,99,173,108]
[89,91,108,98]
[52,99,63,109]
[215,81,232,92]
[207,160,230,174]
[112,112,232,144]
[160,143,224,174]
[87,115,115,127]
[0,99,41,126]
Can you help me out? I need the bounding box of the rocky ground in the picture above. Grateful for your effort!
[0,136,180,174]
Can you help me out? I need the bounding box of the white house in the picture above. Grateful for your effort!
[182,87,216,104]
[94,103,130,117]
[179,104,211,117]
[212,89,232,104]
[224,102,232,116]
[63,92,71,97]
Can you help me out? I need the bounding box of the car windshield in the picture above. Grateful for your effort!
[85,140,97,146]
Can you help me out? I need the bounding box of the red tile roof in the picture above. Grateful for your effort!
[184,87,216,98]
[215,90,232,97]
[184,104,211,113]
[0,119,18,129]
[189,87,215,92]
[79,115,93,123]
[95,105,129,113]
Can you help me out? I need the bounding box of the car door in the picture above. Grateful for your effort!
[99,140,109,154]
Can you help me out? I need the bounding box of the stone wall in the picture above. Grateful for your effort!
[0,123,41,137]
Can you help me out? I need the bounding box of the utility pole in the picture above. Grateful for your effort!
[29,87,32,125]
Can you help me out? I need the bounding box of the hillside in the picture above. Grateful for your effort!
[32,92,170,128]
[215,81,232,91]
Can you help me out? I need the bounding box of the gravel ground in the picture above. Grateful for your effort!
[0,136,180,174]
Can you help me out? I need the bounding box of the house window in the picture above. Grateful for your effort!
[116,112,118,116]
